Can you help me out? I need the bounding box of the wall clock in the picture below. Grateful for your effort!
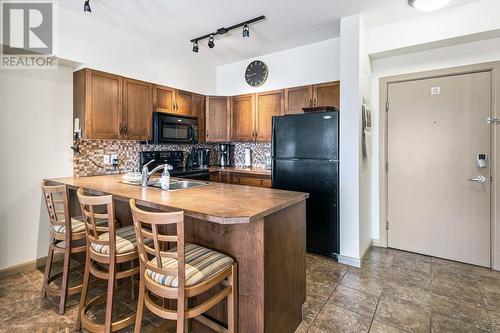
[245,60,268,87]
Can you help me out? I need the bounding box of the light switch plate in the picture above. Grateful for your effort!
[103,154,110,165]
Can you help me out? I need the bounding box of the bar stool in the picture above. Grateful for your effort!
[75,188,139,333]
[41,181,88,315]
[130,199,238,333]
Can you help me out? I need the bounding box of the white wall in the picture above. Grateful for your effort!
[216,38,340,95]
[370,36,500,243]
[338,15,362,265]
[57,7,216,95]
[0,66,74,270]
[358,17,372,259]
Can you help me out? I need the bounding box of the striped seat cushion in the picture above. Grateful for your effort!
[146,243,234,288]
[52,217,108,234]
[90,225,142,255]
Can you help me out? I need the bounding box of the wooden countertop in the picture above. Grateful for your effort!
[47,175,307,225]
[209,166,271,176]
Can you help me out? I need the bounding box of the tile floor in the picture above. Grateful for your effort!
[0,247,499,332]
[300,248,500,333]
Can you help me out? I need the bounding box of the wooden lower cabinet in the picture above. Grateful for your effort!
[211,171,271,188]
[231,174,271,188]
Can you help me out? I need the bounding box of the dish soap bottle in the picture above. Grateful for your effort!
[160,164,171,191]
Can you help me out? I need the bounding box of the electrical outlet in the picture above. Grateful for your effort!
[103,154,110,165]
[111,154,119,166]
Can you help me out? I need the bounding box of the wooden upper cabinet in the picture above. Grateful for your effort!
[284,85,313,115]
[74,68,153,140]
[175,90,193,116]
[74,69,122,139]
[122,78,152,140]
[256,90,284,141]
[153,85,175,114]
[192,94,206,143]
[313,81,340,109]
[206,96,230,142]
[231,94,255,142]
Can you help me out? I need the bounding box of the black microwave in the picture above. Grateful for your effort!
[153,112,198,144]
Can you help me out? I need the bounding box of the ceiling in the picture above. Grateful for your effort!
[59,0,483,67]
[361,0,482,27]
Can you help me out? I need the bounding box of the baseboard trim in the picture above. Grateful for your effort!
[372,239,386,248]
[338,255,361,268]
[0,254,64,279]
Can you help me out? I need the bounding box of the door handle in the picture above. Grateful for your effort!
[468,176,487,184]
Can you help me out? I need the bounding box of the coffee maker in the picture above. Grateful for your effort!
[218,144,232,167]
[190,148,211,169]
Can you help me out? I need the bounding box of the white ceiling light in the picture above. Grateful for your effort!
[409,0,452,12]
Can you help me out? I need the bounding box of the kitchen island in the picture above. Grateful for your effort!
[47,175,308,333]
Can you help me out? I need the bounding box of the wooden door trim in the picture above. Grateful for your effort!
[379,61,500,270]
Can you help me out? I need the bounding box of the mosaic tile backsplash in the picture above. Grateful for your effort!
[73,140,271,177]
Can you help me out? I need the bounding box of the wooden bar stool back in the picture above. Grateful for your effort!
[130,199,238,333]
[41,180,87,314]
[76,188,138,333]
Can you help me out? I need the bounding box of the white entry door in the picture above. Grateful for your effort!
[387,71,491,267]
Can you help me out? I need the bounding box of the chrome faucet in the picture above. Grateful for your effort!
[141,160,173,187]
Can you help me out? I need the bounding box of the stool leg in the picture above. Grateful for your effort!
[104,261,116,333]
[76,250,91,331]
[227,263,238,333]
[41,240,54,298]
[58,245,71,314]
[130,260,135,301]
[134,266,145,333]
[177,297,185,333]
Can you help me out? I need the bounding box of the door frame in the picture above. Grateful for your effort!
[379,61,500,270]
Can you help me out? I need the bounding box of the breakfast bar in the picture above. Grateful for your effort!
[47,175,308,333]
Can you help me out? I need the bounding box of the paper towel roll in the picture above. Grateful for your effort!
[244,148,252,167]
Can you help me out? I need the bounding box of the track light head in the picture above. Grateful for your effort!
[208,35,215,49]
[84,0,91,13]
[242,24,250,38]
[192,41,199,53]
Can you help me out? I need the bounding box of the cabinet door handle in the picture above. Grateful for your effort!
[260,178,263,185]
[124,124,128,135]
[314,98,317,106]
[119,123,123,134]
[309,98,312,107]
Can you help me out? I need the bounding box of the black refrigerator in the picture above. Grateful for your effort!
[271,111,339,258]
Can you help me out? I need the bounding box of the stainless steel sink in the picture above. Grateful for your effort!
[120,178,209,191]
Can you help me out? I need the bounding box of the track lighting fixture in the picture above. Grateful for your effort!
[189,15,265,52]
[83,0,91,13]
[208,35,215,49]
[242,24,250,38]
